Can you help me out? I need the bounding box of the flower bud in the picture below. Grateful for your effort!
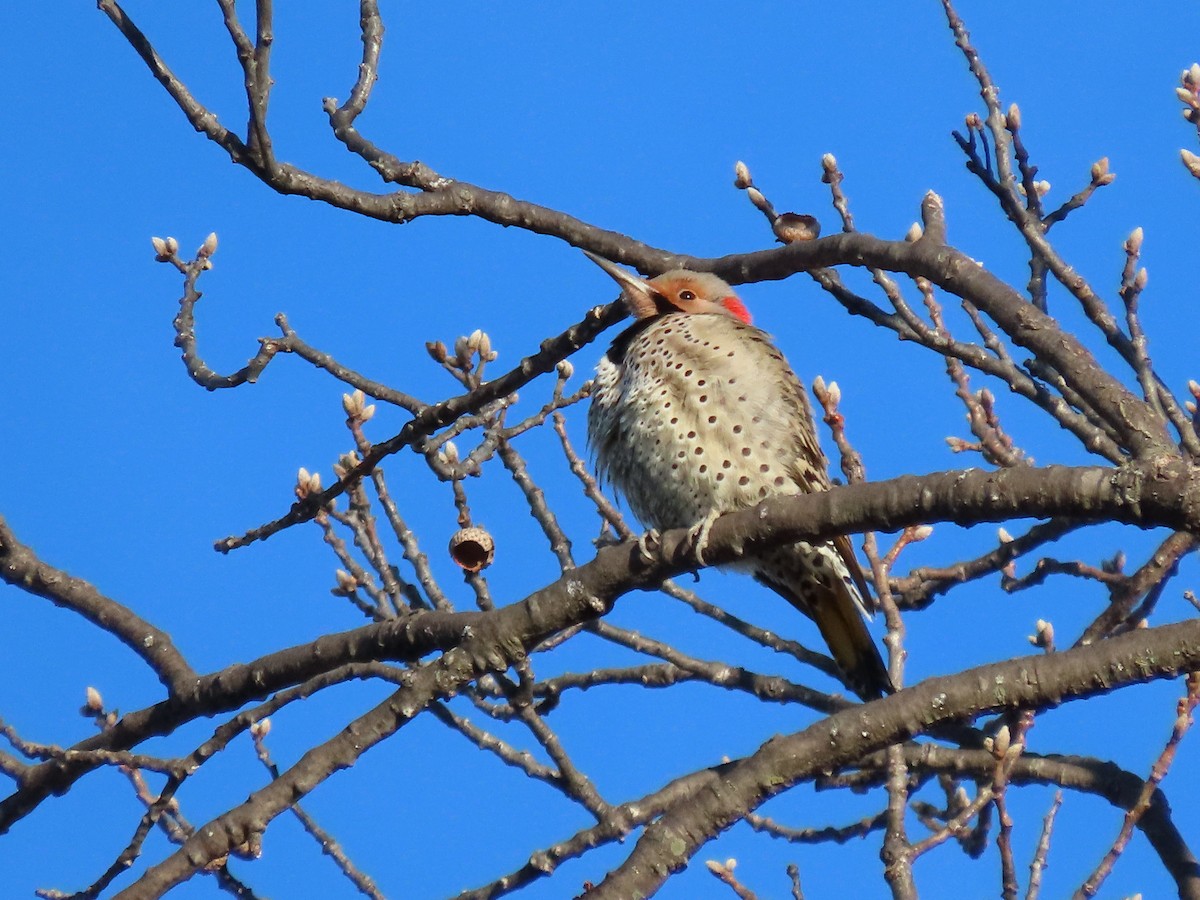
[1182,149,1200,179]
[991,725,1010,758]
[342,390,364,417]
[1125,226,1144,255]
[197,232,218,259]
[295,467,321,498]
[733,160,752,189]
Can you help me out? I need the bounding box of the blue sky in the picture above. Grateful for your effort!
[2,2,1199,897]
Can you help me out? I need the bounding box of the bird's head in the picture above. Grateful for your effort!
[584,251,752,325]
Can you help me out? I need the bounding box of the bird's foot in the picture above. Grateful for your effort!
[635,528,661,563]
[684,508,723,567]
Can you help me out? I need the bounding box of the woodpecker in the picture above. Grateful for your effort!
[585,252,892,700]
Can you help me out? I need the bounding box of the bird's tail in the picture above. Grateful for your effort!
[750,542,894,701]
[805,583,894,700]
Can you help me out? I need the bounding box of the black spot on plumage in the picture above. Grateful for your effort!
[606,317,662,365]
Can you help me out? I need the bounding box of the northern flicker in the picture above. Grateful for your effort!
[585,252,893,700]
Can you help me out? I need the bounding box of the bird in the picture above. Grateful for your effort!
[585,251,893,700]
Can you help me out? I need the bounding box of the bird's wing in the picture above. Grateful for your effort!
[762,330,875,613]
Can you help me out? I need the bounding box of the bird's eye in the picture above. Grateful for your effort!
[678,290,696,302]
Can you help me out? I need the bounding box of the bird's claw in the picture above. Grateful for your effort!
[684,508,722,567]
[635,529,661,562]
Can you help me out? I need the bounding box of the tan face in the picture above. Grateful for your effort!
[647,271,752,324]
[582,251,753,324]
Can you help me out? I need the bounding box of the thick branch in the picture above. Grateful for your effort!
[700,234,1173,459]
[101,1,1167,465]
[5,459,1200,832]
[0,517,195,694]
[589,619,1200,899]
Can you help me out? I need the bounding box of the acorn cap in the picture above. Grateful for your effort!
[449,526,495,573]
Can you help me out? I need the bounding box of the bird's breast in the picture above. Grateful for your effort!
[589,313,820,532]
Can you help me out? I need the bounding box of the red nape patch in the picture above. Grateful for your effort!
[721,296,752,325]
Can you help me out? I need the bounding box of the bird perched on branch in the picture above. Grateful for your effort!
[585,252,892,700]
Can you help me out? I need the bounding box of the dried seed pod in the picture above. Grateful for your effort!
[449,526,495,573]
[772,212,820,244]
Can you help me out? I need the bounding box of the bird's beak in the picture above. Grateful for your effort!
[582,250,663,320]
